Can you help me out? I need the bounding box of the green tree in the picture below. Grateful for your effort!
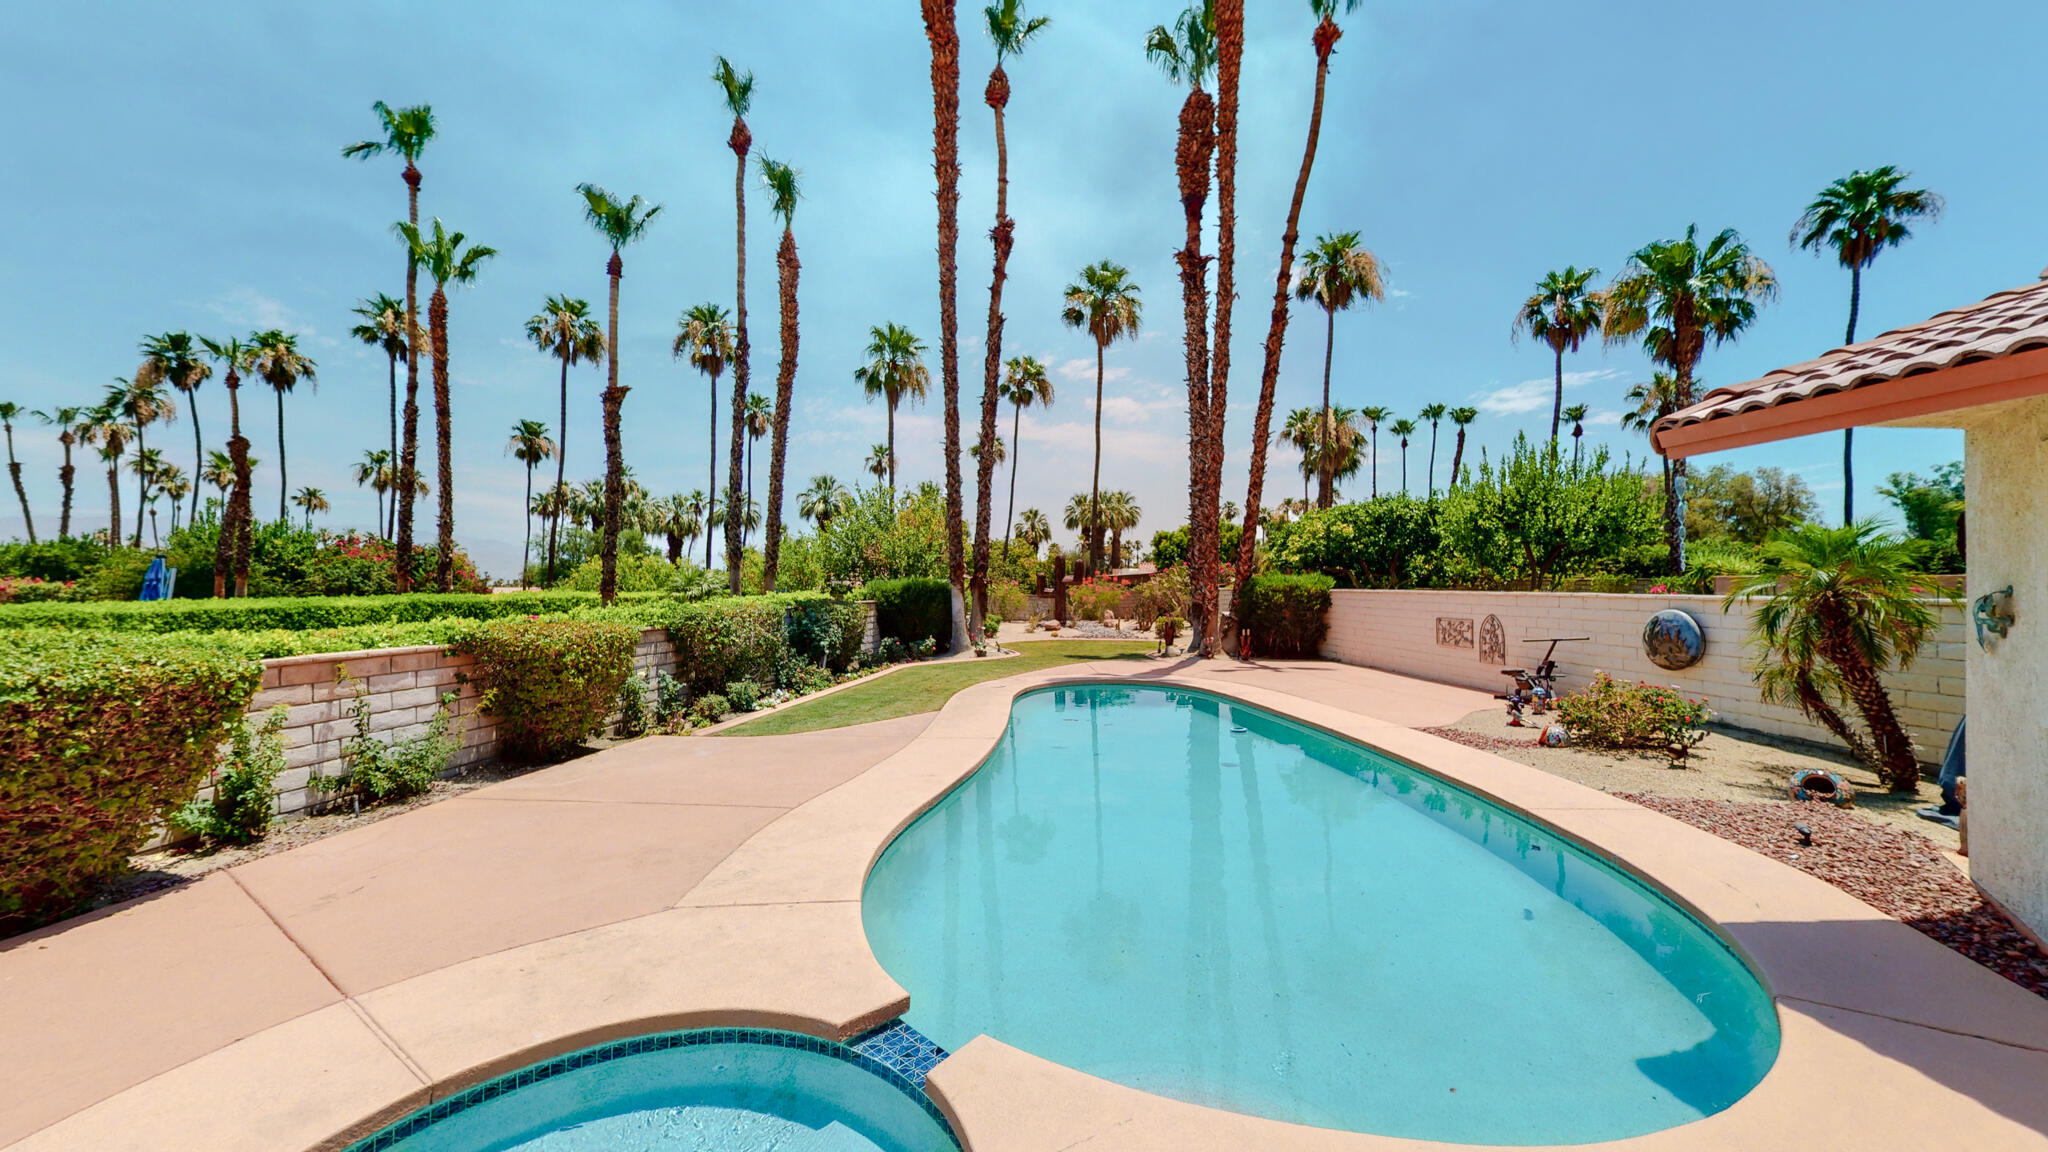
[1418,402,1447,495]
[138,332,212,524]
[576,183,662,604]
[396,219,495,591]
[864,444,891,485]
[1388,418,1418,496]
[246,329,315,525]
[853,322,931,493]
[506,420,556,588]
[1015,506,1050,556]
[1792,167,1943,524]
[759,155,804,590]
[1357,404,1392,497]
[1562,403,1590,469]
[1437,434,1660,589]
[1879,462,1964,551]
[0,403,33,542]
[350,293,416,525]
[998,354,1053,559]
[80,404,129,551]
[106,373,178,546]
[1282,407,1321,502]
[799,474,852,531]
[1270,496,1439,588]
[675,301,737,569]
[32,405,86,537]
[291,486,329,528]
[198,336,255,595]
[1686,464,1816,545]
[352,448,393,537]
[713,56,757,594]
[526,294,606,583]
[1295,232,1386,508]
[742,391,772,546]
[1060,260,1143,570]
[1512,266,1603,446]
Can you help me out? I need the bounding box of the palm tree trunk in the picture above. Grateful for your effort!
[599,252,626,605]
[1173,82,1215,627]
[1368,425,1378,497]
[1822,624,1918,790]
[106,465,120,551]
[886,403,898,493]
[431,286,455,592]
[727,117,752,594]
[1450,429,1466,491]
[971,67,1014,640]
[276,390,289,524]
[1090,342,1106,572]
[1427,424,1439,494]
[1317,307,1335,509]
[547,351,567,581]
[520,462,533,588]
[4,427,33,544]
[216,378,240,595]
[189,397,204,524]
[1002,401,1022,558]
[924,0,968,645]
[1668,359,1694,574]
[1400,442,1408,495]
[1790,665,1876,767]
[387,348,398,535]
[396,162,422,593]
[57,439,73,538]
[763,227,800,591]
[133,425,149,547]
[1842,264,1861,525]
[1202,0,1242,658]
[707,372,719,569]
[1550,344,1564,446]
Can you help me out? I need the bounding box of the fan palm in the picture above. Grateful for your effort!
[674,301,737,567]
[1100,489,1141,569]
[1060,260,1142,570]
[1792,167,1943,523]
[246,329,314,524]
[106,374,177,546]
[577,183,662,603]
[1418,402,1447,495]
[506,420,556,588]
[919,1,970,639]
[127,448,167,547]
[1356,405,1391,498]
[199,336,255,595]
[1281,407,1320,501]
[1062,492,1099,566]
[653,492,702,563]
[1512,266,1603,446]
[1622,371,1686,522]
[853,323,931,493]
[396,218,495,591]
[1015,506,1050,556]
[527,294,606,582]
[799,474,851,531]
[970,432,1005,468]
[352,448,393,538]
[997,354,1053,558]
[713,57,757,593]
[159,469,191,535]
[34,405,86,536]
[1447,406,1478,490]
[759,156,804,590]
[1563,403,1590,469]
[741,392,772,546]
[80,405,129,549]
[138,332,211,524]
[1296,232,1386,508]
[203,449,236,494]
[1203,0,1245,658]
[1389,418,1418,495]
[864,444,892,485]
[291,486,329,528]
[0,403,33,542]
[350,293,416,524]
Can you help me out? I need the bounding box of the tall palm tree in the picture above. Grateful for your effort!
[525,294,606,582]
[974,0,1052,627]
[997,354,1053,558]
[505,420,555,588]
[396,218,494,591]
[1015,506,1049,557]
[352,448,393,537]
[81,405,129,549]
[758,156,804,590]
[1203,0,1245,658]
[1604,225,1777,572]
[713,57,758,593]
[127,448,167,546]
[199,336,254,595]
[1282,406,1320,501]
[576,183,662,604]
[864,444,892,485]
[107,374,177,546]
[1357,404,1391,498]
[1236,0,1364,617]
[291,486,329,528]
[1101,489,1141,569]
[159,469,190,536]
[344,101,436,588]
[1062,492,1099,568]
[0,403,33,542]
[1791,167,1943,524]
[1512,266,1604,446]
[350,294,415,522]
[1447,405,1478,489]
[853,323,931,493]
[33,405,85,536]
[1418,402,1447,495]
[1562,403,1590,469]
[1622,371,1685,518]
[742,391,771,546]
[646,492,695,564]
[246,329,315,523]
[1389,418,1418,496]
[1320,407,1365,498]
[1060,260,1142,570]
[921,0,969,641]
[799,474,851,531]
[1295,232,1385,508]
[138,332,211,524]
[674,301,737,569]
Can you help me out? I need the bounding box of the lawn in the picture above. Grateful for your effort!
[720,639,1156,736]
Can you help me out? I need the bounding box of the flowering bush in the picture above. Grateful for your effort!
[0,576,81,603]
[1556,672,1712,758]
[1067,578,1125,622]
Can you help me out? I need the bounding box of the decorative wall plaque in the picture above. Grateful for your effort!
[1435,617,1475,649]
[1478,615,1507,665]
[1643,609,1706,670]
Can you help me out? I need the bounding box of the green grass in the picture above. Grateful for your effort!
[719,639,1156,736]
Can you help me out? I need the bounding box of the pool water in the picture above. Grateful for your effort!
[347,1031,956,1152]
[861,685,1779,1145]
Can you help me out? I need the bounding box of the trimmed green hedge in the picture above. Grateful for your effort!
[863,578,952,650]
[663,593,869,696]
[1236,573,1334,658]
[0,590,667,634]
[452,618,640,761]
[2,632,264,934]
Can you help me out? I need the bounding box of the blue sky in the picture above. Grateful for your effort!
[3,0,2033,578]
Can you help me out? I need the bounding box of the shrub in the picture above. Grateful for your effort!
[559,552,715,595]
[864,577,953,649]
[311,673,462,804]
[1270,498,1439,588]
[691,693,730,724]
[1067,578,1125,622]
[451,618,639,761]
[0,589,638,634]
[1437,437,1661,589]
[1,632,263,934]
[614,671,649,737]
[783,596,867,672]
[725,679,764,713]
[653,670,690,730]
[0,537,109,583]
[1236,573,1334,658]
[664,597,787,694]
[1556,673,1712,758]
[0,576,84,603]
[877,636,911,664]
[815,482,950,586]
[171,707,290,846]
[1131,565,1190,628]
[988,579,1029,624]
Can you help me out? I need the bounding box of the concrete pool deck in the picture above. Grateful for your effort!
[3,659,2044,1151]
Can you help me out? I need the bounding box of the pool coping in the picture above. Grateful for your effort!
[12,659,2047,1151]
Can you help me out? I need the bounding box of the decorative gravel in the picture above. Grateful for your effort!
[1422,726,1533,753]
[1614,794,2048,999]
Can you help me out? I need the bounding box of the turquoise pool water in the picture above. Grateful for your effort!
[862,685,1779,1145]
[347,1030,956,1152]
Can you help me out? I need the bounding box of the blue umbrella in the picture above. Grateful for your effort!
[140,556,170,601]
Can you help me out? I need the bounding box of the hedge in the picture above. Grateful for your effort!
[863,578,952,650]
[0,590,666,634]
[1,632,264,935]
[1236,573,1334,658]
[451,618,639,761]
[663,593,869,696]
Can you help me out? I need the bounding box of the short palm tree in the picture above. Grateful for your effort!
[246,329,315,524]
[759,155,804,590]
[1062,492,1098,567]
[1562,403,1590,469]
[853,322,931,493]
[526,294,607,582]
[396,218,495,591]
[138,332,212,524]
[864,444,892,485]
[1282,406,1321,501]
[1792,167,1943,524]
[81,405,129,548]
[0,403,33,542]
[1061,260,1142,569]
[653,492,701,563]
[506,420,556,588]
[1357,404,1392,497]
[1728,522,1950,791]
[576,183,662,603]
[1015,507,1050,556]
[106,374,177,546]
[128,447,168,546]
[1418,402,1447,495]
[1100,489,1141,569]
[1605,226,1777,572]
[199,335,255,595]
[1512,266,1603,447]
[350,293,415,513]
[159,469,191,535]
[1295,232,1385,508]
[742,391,772,545]
[1622,371,1686,519]
[34,405,86,536]
[203,449,236,497]
[799,474,851,531]
[970,432,1005,470]
[1446,406,1478,489]
[998,354,1053,558]
[675,301,738,567]
[291,486,330,529]
[1389,417,1418,495]
[713,56,758,593]
[352,448,394,537]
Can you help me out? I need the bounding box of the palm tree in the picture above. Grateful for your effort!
[81,406,129,549]
[1060,260,1142,570]
[1563,403,1590,469]
[350,293,415,524]
[137,332,211,524]
[352,448,393,536]
[1605,225,1777,571]
[864,444,892,485]
[506,420,555,588]
[853,323,931,493]
[159,469,190,535]
[799,474,851,531]
[1730,522,1949,791]
[291,486,329,528]
[0,403,34,542]
[199,336,254,595]
[759,156,804,590]
[1447,406,1478,489]
[1236,0,1364,615]
[974,0,1052,626]
[1418,402,1447,495]
[576,183,662,603]
[970,432,1005,470]
[344,101,435,588]
[997,354,1053,559]
[674,301,737,567]
[920,0,969,642]
[1205,0,1246,659]
[1062,493,1099,569]
[1101,489,1141,569]
[1622,371,1685,521]
[1512,267,1604,446]
[34,405,85,536]
[1015,506,1050,557]
[1295,232,1386,508]
[1389,418,1418,495]
[742,391,771,546]
[1356,405,1391,498]
[127,448,167,547]
[1792,167,1943,524]
[107,374,177,546]
[645,493,694,563]
[1282,407,1320,501]
[713,57,757,594]
[246,329,315,523]
[526,295,606,582]
[396,219,495,591]
[203,449,236,498]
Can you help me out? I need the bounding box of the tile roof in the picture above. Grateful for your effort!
[1655,275,2048,439]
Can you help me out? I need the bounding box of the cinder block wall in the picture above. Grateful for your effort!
[1320,589,1966,763]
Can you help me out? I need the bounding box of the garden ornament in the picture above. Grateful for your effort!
[1788,768,1855,807]
[1972,586,2013,650]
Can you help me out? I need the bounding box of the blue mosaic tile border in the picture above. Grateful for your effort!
[342,1025,955,1152]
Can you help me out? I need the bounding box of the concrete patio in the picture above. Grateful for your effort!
[3,659,2044,1152]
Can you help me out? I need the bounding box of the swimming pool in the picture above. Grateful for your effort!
[862,684,1779,1145]
[344,1028,958,1152]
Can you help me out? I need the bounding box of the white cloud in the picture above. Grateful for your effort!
[1586,409,1623,427]
[1472,368,1622,416]
[1055,357,1129,384]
